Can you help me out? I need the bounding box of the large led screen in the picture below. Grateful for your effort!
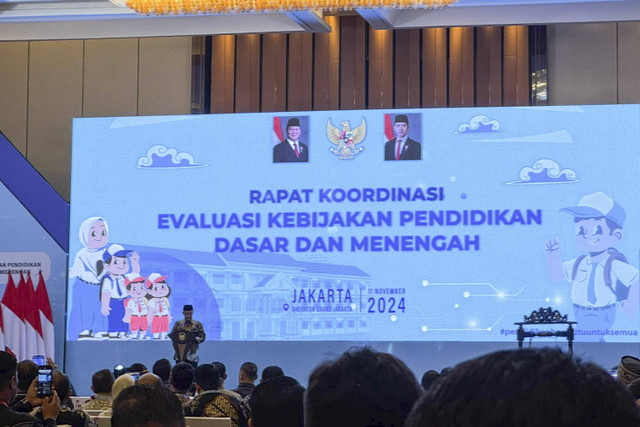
[68,105,640,343]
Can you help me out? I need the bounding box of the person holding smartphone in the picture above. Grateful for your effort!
[0,351,60,426]
[33,371,94,427]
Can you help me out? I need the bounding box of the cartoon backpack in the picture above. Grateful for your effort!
[571,248,630,301]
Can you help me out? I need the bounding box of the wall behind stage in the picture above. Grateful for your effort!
[0,37,193,201]
[0,182,67,365]
[4,21,640,202]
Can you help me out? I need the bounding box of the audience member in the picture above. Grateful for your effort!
[420,370,440,391]
[249,376,303,427]
[305,347,421,427]
[13,360,38,404]
[628,378,640,406]
[82,369,114,411]
[618,355,640,385]
[128,363,148,375]
[136,373,161,386]
[33,371,92,427]
[439,367,452,377]
[185,364,242,427]
[406,348,640,427]
[99,373,135,416]
[170,362,195,407]
[0,351,60,426]
[112,384,185,427]
[260,366,284,383]
[212,362,242,400]
[153,359,172,388]
[233,362,258,398]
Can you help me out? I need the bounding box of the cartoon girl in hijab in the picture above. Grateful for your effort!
[68,217,110,339]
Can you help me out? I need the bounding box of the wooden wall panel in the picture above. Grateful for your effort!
[394,29,421,108]
[211,35,236,114]
[83,39,138,118]
[262,33,287,112]
[368,28,393,109]
[476,27,502,106]
[504,25,529,106]
[138,37,191,115]
[0,42,28,155]
[547,24,615,105]
[449,27,475,107]
[288,33,313,111]
[515,26,529,105]
[235,34,261,113]
[313,16,340,111]
[340,16,367,110]
[28,40,84,200]
[617,22,640,103]
[422,28,447,108]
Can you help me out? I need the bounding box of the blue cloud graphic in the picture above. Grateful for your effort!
[504,159,579,186]
[455,115,501,133]
[137,145,208,169]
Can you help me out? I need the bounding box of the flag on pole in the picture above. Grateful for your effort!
[0,295,5,353]
[24,272,45,355]
[384,114,395,141]
[2,272,25,360]
[15,272,31,359]
[35,272,55,360]
[273,117,284,146]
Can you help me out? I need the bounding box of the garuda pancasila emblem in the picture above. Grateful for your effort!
[327,118,366,159]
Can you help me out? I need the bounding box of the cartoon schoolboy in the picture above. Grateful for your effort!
[545,192,639,339]
[98,244,141,339]
[123,274,149,339]
[146,273,172,340]
[68,217,110,339]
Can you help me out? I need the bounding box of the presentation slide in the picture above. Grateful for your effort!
[67,105,640,343]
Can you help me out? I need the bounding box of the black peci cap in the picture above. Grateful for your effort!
[394,114,409,124]
[286,118,300,128]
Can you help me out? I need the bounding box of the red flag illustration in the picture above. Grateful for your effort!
[35,272,55,359]
[273,117,284,146]
[384,114,395,141]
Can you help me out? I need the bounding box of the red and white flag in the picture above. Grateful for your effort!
[35,272,54,359]
[22,272,45,356]
[273,117,284,146]
[0,294,4,353]
[2,272,25,360]
[384,114,394,141]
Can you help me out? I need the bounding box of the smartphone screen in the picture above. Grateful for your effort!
[37,366,53,398]
[32,355,45,366]
[129,372,141,382]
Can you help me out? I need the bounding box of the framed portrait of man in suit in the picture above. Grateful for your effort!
[384,113,422,161]
[273,116,310,163]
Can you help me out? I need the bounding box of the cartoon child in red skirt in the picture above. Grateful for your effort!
[146,273,172,340]
[123,274,149,339]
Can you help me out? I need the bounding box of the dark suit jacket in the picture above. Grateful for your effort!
[0,403,56,426]
[273,140,309,163]
[384,137,421,160]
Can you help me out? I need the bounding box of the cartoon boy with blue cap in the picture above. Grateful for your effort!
[98,244,140,338]
[545,192,639,339]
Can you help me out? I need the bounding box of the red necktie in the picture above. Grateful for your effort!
[137,300,141,313]
[294,143,300,159]
[395,139,402,160]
